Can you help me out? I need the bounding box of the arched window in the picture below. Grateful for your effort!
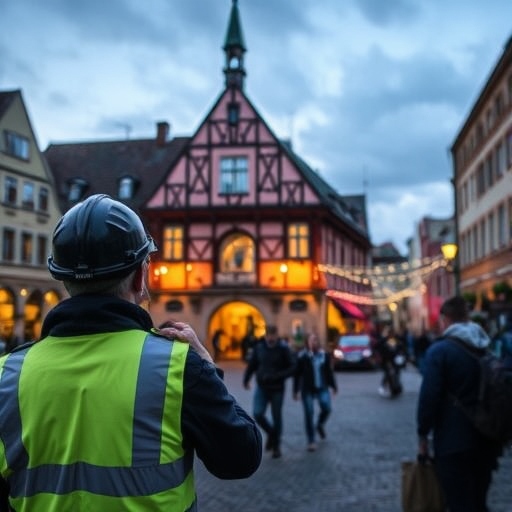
[220,233,255,273]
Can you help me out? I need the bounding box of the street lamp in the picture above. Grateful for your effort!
[441,240,460,296]
[441,241,458,263]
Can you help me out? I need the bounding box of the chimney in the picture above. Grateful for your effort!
[156,121,170,146]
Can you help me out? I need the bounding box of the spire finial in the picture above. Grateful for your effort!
[223,0,247,89]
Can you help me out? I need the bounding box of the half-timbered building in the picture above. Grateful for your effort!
[44,0,372,357]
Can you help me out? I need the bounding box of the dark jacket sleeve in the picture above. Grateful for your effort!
[181,350,262,479]
[243,344,260,386]
[293,353,305,394]
[0,477,10,512]
[324,354,337,392]
[417,344,445,439]
[272,345,296,382]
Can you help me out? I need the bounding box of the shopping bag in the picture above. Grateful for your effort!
[401,459,445,512]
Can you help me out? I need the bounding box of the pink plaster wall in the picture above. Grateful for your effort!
[147,88,320,209]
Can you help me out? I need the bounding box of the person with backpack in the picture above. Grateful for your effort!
[416,296,503,512]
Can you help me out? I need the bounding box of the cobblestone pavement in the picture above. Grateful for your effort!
[195,360,512,512]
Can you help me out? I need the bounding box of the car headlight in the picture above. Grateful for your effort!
[333,348,344,360]
[362,348,372,358]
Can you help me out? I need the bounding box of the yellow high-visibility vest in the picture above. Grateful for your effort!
[0,330,196,511]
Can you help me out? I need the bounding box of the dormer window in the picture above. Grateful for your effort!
[4,130,30,160]
[68,178,88,202]
[118,176,136,200]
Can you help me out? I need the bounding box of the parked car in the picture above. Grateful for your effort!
[332,333,376,370]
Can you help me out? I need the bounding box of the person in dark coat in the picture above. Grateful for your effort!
[492,312,512,366]
[293,333,337,451]
[243,325,296,459]
[375,325,405,397]
[417,296,502,512]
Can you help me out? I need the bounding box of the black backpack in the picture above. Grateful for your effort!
[448,337,512,445]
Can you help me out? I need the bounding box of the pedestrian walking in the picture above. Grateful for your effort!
[376,325,405,397]
[293,332,337,451]
[416,296,502,512]
[0,194,261,511]
[243,325,296,458]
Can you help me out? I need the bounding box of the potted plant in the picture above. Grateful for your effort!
[480,291,491,312]
[492,281,512,302]
[462,291,477,310]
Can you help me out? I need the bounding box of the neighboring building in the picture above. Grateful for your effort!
[371,242,407,266]
[371,242,408,331]
[0,90,64,346]
[450,34,512,331]
[44,0,372,357]
[406,216,455,334]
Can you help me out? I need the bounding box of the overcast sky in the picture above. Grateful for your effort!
[2,0,512,254]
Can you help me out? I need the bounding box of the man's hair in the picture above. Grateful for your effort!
[440,296,469,323]
[63,270,136,297]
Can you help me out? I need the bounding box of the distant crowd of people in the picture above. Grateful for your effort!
[243,326,337,456]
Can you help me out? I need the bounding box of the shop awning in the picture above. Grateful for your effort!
[328,295,367,320]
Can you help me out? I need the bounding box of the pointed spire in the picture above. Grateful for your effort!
[223,0,246,51]
[223,0,247,89]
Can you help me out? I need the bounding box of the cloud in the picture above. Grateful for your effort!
[368,182,453,249]
[2,0,511,255]
[354,0,420,26]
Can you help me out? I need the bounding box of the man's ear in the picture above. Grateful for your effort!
[132,265,145,294]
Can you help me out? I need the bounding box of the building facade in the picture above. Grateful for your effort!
[44,0,372,356]
[0,90,64,347]
[450,34,512,331]
[406,216,456,335]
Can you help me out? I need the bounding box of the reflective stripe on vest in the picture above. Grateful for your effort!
[0,333,193,501]
[0,348,30,470]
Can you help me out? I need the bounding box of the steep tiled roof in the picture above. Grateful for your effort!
[221,90,370,242]
[372,242,404,258]
[44,135,190,213]
[280,141,369,240]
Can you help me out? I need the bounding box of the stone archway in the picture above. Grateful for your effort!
[208,301,266,361]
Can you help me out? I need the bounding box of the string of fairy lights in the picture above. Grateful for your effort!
[319,255,449,306]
